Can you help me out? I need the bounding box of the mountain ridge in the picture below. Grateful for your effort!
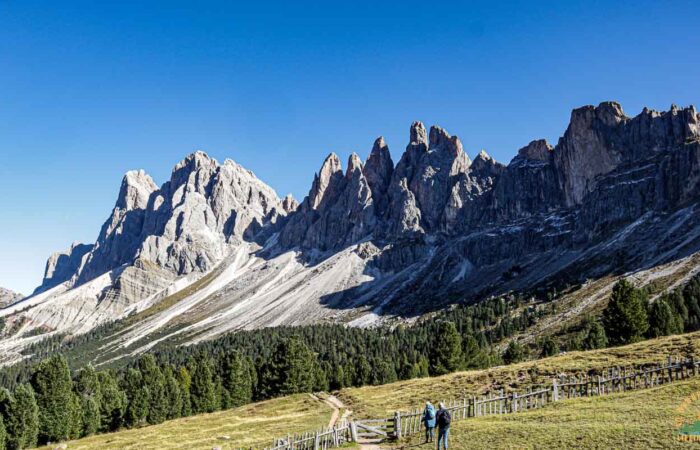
[2,100,700,365]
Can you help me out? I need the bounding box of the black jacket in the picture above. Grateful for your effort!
[435,408,451,428]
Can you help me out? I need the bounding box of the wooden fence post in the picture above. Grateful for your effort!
[394,411,402,439]
[690,355,698,376]
[313,431,320,450]
[668,356,674,383]
[552,378,559,402]
[350,422,358,443]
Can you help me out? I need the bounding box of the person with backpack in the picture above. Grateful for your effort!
[422,401,436,443]
[435,402,451,450]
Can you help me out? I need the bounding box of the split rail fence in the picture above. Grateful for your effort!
[262,355,699,450]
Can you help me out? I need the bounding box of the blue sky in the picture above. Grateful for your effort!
[1,1,699,295]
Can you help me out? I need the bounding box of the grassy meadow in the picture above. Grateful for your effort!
[337,330,700,417]
[392,378,700,449]
[39,331,700,449]
[38,394,330,450]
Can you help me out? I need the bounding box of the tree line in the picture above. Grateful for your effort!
[500,273,700,364]
[2,273,699,448]
[0,294,543,449]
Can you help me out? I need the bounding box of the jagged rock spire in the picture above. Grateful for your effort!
[309,153,343,210]
[364,137,394,215]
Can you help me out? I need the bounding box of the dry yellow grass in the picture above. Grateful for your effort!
[39,394,330,450]
[42,331,700,449]
[338,331,700,418]
[393,378,700,449]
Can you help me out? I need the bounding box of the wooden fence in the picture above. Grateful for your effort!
[264,355,699,449]
[265,420,352,450]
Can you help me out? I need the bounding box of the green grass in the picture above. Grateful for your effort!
[39,394,331,450]
[393,378,700,449]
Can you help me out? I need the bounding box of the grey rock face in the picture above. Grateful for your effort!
[279,152,377,251]
[35,242,94,293]
[26,100,700,334]
[0,287,23,308]
[41,151,290,290]
[77,170,158,283]
[276,102,700,285]
[364,137,394,216]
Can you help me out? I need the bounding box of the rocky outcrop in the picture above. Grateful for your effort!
[35,242,94,293]
[280,152,377,251]
[41,152,290,290]
[0,287,23,308]
[364,137,394,216]
[77,170,158,283]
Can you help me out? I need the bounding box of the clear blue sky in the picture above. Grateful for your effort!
[1,1,699,295]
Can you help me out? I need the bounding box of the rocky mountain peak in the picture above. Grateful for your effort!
[429,125,461,153]
[410,121,428,145]
[470,149,501,175]
[364,137,394,215]
[346,152,363,178]
[281,194,299,214]
[169,151,218,196]
[117,170,158,211]
[309,153,343,210]
[35,241,94,293]
[515,139,553,163]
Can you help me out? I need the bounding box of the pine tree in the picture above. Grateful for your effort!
[647,299,683,338]
[665,291,689,327]
[67,393,83,439]
[30,354,74,444]
[398,358,417,380]
[121,369,148,428]
[162,366,183,420]
[329,364,346,390]
[354,356,372,386]
[4,384,39,450]
[583,320,608,350]
[375,361,397,385]
[220,352,252,408]
[313,361,329,392]
[0,414,6,450]
[260,337,317,397]
[177,367,192,417]
[502,341,525,364]
[137,355,168,424]
[74,365,102,436]
[96,371,125,432]
[539,336,560,357]
[79,397,100,437]
[683,275,700,330]
[462,335,488,369]
[429,321,463,375]
[602,280,649,345]
[189,358,217,414]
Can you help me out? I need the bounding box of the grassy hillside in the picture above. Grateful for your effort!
[338,331,700,417]
[39,331,700,449]
[393,378,700,449]
[38,394,331,450]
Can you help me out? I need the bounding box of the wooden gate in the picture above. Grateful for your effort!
[352,417,396,441]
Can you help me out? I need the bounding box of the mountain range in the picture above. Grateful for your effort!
[2,101,700,365]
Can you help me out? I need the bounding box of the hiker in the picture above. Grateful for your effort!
[422,401,436,443]
[435,402,451,450]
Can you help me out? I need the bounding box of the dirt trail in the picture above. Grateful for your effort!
[310,393,352,428]
[313,393,385,449]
